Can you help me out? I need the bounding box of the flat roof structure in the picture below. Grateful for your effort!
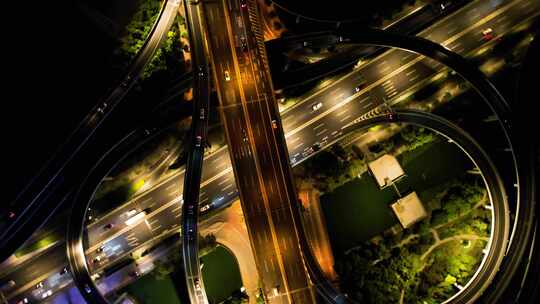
[367,154,405,189]
[391,192,427,228]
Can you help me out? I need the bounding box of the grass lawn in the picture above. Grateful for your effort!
[321,139,473,255]
[201,245,243,304]
[124,273,182,304]
[396,139,472,203]
[321,174,399,255]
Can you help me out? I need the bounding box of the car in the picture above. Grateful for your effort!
[271,120,278,129]
[482,28,494,41]
[96,246,104,253]
[16,297,28,304]
[126,209,137,217]
[240,36,248,52]
[312,142,321,152]
[199,108,205,120]
[60,267,68,275]
[197,65,205,77]
[195,135,202,147]
[224,70,231,81]
[41,290,52,299]
[103,223,114,230]
[311,102,323,111]
[240,0,247,8]
[242,129,248,142]
[187,204,195,215]
[2,280,16,290]
[36,282,43,289]
[200,204,211,212]
[187,228,195,241]
[302,146,314,157]
[194,278,202,291]
[354,82,366,93]
[128,270,141,277]
[93,256,101,264]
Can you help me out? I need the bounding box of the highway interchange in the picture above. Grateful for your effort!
[1,0,538,302]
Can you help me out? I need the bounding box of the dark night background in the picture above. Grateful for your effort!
[4,1,118,203]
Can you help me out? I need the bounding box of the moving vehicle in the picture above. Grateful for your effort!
[103,223,114,230]
[240,36,248,52]
[242,129,248,142]
[240,0,247,8]
[224,70,231,81]
[128,270,141,277]
[311,102,323,111]
[271,120,278,129]
[200,204,212,212]
[354,80,367,93]
[199,108,205,120]
[197,65,205,77]
[126,209,137,217]
[195,135,202,147]
[482,28,494,41]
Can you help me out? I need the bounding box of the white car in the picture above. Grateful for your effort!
[200,204,211,212]
[224,71,231,81]
[311,102,323,111]
[126,209,137,217]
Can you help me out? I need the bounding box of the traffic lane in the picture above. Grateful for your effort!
[245,211,287,304]
[134,0,180,72]
[271,206,312,303]
[1,244,66,299]
[280,0,524,133]
[238,21,314,304]
[219,103,287,302]
[86,145,230,245]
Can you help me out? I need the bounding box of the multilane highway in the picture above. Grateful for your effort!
[2,0,538,301]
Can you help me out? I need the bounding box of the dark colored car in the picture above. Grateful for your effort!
[128,270,141,278]
[240,37,248,52]
[354,81,367,93]
[103,223,114,230]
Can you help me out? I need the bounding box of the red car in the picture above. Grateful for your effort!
[482,28,494,41]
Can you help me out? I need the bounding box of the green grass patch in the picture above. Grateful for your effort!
[201,245,243,304]
[322,140,474,255]
[14,233,59,257]
[396,139,473,202]
[124,272,183,304]
[321,175,399,255]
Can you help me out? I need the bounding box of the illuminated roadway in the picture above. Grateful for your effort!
[2,0,538,302]
[180,0,212,302]
[204,0,315,302]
